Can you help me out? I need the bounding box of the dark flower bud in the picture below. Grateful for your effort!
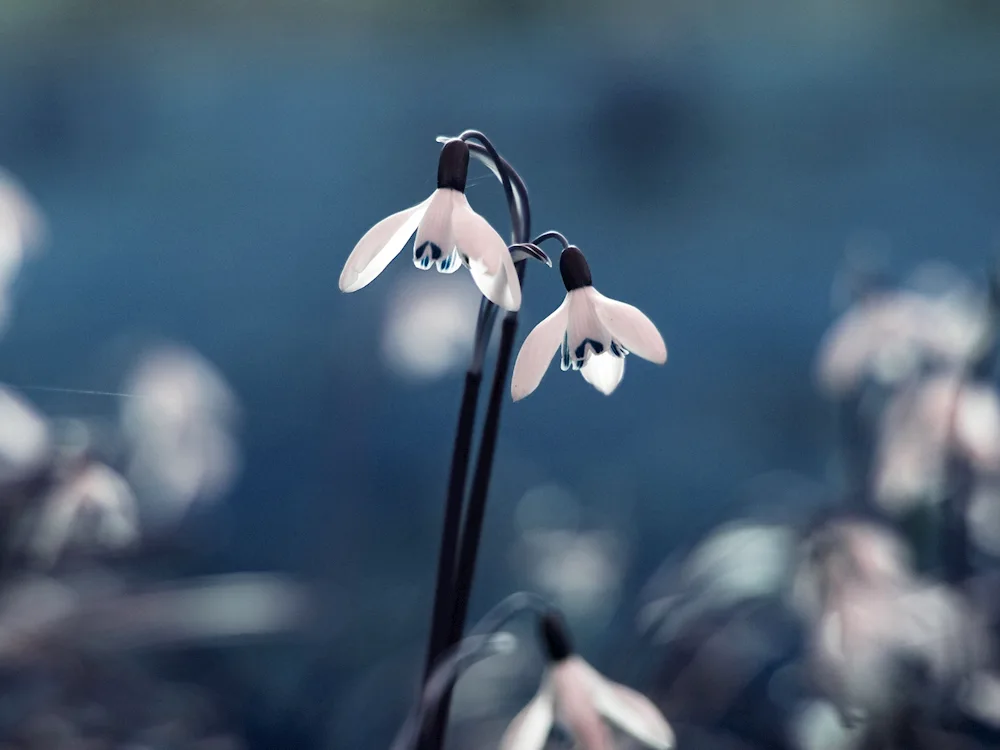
[540,609,574,662]
[559,246,592,292]
[437,139,470,192]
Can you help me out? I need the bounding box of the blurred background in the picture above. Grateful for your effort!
[1,1,1000,748]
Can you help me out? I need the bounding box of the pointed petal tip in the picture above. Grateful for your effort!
[338,268,359,293]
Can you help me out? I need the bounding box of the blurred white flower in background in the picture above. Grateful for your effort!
[0,168,45,335]
[512,483,625,623]
[793,519,990,726]
[640,521,796,643]
[0,572,310,661]
[122,345,241,528]
[29,459,139,567]
[790,700,863,750]
[873,373,1000,512]
[381,275,480,381]
[815,279,987,396]
[0,385,51,486]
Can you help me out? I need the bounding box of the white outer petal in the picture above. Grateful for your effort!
[577,660,675,750]
[566,288,611,357]
[553,658,612,750]
[339,197,431,292]
[499,678,556,750]
[511,297,570,401]
[580,352,625,395]
[413,188,456,269]
[589,288,667,364]
[452,193,521,311]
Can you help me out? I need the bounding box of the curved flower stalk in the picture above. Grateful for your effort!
[339,138,522,311]
[500,610,675,750]
[512,246,667,399]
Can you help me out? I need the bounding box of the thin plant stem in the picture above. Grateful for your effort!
[420,133,528,691]
[424,186,532,750]
[421,368,483,683]
[399,593,551,750]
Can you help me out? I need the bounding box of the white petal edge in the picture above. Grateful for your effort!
[499,680,555,750]
[582,664,675,750]
[339,197,430,292]
[580,352,625,395]
[590,289,667,364]
[452,193,521,311]
[511,297,570,401]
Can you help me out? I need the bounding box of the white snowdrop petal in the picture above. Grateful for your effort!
[591,290,667,364]
[414,188,456,271]
[452,193,521,311]
[499,681,555,750]
[339,197,430,292]
[580,352,625,395]
[591,678,675,750]
[565,290,611,368]
[554,659,613,750]
[511,297,570,401]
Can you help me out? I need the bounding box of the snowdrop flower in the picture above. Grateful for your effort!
[500,611,674,750]
[511,247,666,400]
[339,139,522,311]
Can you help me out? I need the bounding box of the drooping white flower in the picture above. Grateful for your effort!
[500,611,674,750]
[339,139,521,311]
[511,247,666,400]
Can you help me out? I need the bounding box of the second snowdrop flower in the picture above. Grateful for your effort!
[500,611,674,750]
[511,247,667,400]
[338,139,522,311]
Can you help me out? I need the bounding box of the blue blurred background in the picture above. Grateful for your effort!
[1,2,999,747]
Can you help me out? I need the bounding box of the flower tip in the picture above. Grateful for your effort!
[510,243,553,267]
[559,247,592,291]
[338,267,360,293]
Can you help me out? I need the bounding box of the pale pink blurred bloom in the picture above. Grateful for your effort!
[0,168,45,333]
[0,385,50,486]
[810,579,987,724]
[873,374,1000,512]
[796,521,989,724]
[122,345,240,527]
[792,519,912,623]
[815,290,987,396]
[500,656,674,750]
[28,462,138,566]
